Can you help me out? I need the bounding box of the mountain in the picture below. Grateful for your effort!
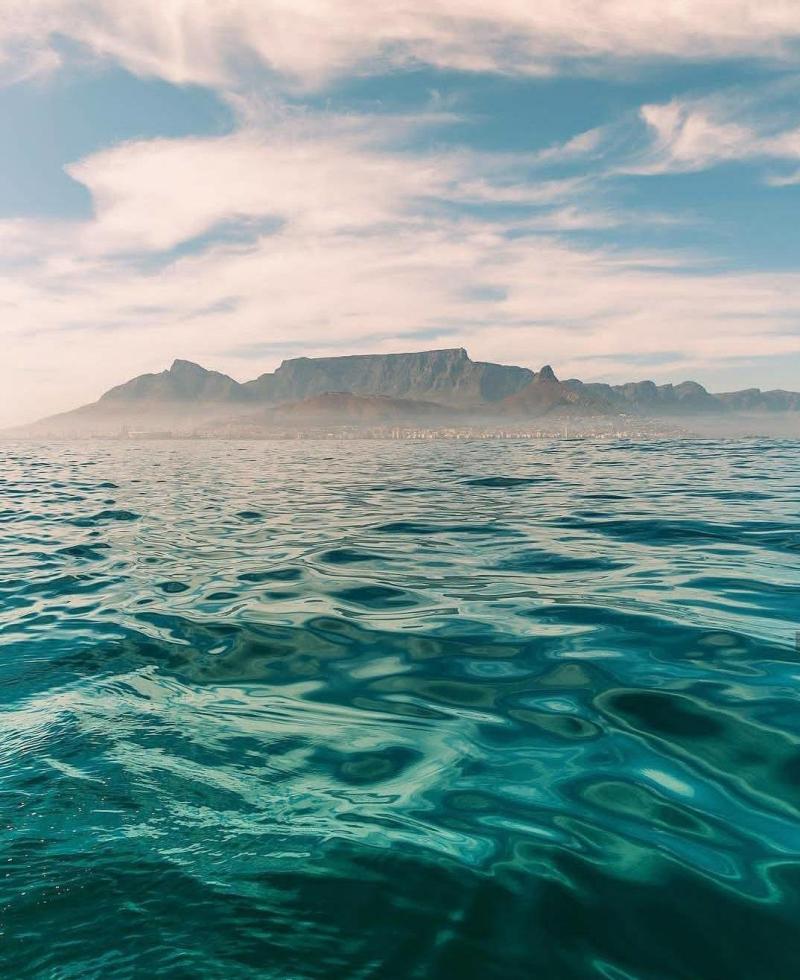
[244,348,533,406]
[501,365,606,415]
[18,360,250,437]
[8,348,800,437]
[272,392,455,424]
[100,359,246,404]
[716,389,800,412]
[561,377,722,416]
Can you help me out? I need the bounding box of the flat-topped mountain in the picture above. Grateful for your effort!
[244,348,533,406]
[9,348,800,437]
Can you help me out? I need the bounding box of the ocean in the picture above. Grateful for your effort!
[2,437,799,978]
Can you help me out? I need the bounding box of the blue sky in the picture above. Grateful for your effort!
[1,2,800,425]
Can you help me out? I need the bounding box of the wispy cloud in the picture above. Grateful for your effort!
[4,1,800,90]
[1,2,800,427]
[3,109,800,426]
[631,88,800,177]
[765,168,800,186]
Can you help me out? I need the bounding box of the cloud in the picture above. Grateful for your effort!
[4,1,800,89]
[2,3,800,427]
[2,114,800,428]
[765,168,800,186]
[634,92,800,175]
[59,113,607,256]
[65,126,455,254]
[638,101,755,171]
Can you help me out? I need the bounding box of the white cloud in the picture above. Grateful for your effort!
[65,127,455,254]
[3,1,800,89]
[59,116,605,256]
[2,2,800,426]
[2,118,800,427]
[639,101,754,170]
[634,94,800,174]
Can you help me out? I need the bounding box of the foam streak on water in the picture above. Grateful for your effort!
[1,438,800,978]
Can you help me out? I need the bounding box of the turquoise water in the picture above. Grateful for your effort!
[2,438,800,978]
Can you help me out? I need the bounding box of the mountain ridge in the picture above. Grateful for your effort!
[9,348,800,436]
[243,347,534,406]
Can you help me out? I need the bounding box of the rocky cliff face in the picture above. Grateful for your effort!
[500,366,591,415]
[244,348,533,406]
[717,389,800,412]
[501,367,722,416]
[272,392,454,423]
[562,377,722,416]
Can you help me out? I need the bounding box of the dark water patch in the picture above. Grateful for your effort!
[464,476,554,488]
[5,841,797,980]
[156,581,190,594]
[334,584,420,609]
[71,509,141,526]
[507,706,601,740]
[523,599,791,673]
[238,567,302,583]
[598,687,800,814]
[235,510,264,520]
[57,543,112,561]
[580,778,715,838]
[497,549,626,574]
[377,521,518,537]
[29,573,121,599]
[386,485,443,494]
[579,492,632,500]
[603,689,724,738]
[553,514,800,553]
[691,489,773,501]
[318,547,389,564]
[687,575,800,595]
[313,745,423,785]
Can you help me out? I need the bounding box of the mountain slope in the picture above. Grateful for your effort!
[568,378,722,415]
[244,348,533,406]
[100,359,246,404]
[501,365,611,415]
[717,389,800,412]
[17,360,251,437]
[273,392,455,423]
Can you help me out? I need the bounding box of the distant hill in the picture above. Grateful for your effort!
[8,348,800,437]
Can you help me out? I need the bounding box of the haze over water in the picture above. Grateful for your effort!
[2,437,800,978]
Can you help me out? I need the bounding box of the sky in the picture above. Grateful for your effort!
[2,1,800,427]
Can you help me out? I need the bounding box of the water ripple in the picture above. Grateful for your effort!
[1,437,799,978]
